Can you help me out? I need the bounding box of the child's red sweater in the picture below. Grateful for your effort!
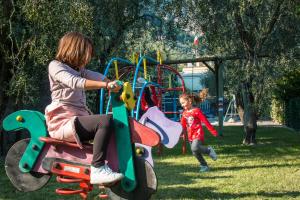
[181,107,218,142]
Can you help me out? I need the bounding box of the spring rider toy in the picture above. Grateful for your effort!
[3,82,160,200]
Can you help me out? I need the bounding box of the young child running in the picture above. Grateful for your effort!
[179,93,218,172]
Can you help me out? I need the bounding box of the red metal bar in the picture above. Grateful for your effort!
[39,137,93,149]
[99,194,109,199]
[56,188,85,195]
[56,176,83,183]
[181,133,187,154]
[157,64,186,93]
[51,162,90,181]
[55,177,93,199]
[156,65,163,156]
[119,66,135,80]
[161,87,185,92]
[98,186,109,199]
[163,111,181,114]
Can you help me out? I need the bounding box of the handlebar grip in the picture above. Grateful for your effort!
[108,80,123,90]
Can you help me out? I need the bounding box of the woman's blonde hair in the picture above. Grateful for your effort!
[55,32,94,69]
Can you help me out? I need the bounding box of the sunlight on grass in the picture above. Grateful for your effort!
[152,126,300,200]
[0,126,299,199]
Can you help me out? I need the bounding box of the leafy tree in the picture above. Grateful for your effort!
[152,0,299,144]
[0,0,94,116]
[273,68,300,101]
[0,0,147,117]
[0,0,299,152]
[0,0,145,153]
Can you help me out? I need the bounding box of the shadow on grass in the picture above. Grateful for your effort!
[154,160,300,198]
[1,126,299,199]
[154,186,300,199]
[215,162,300,171]
[154,161,233,191]
[0,166,98,200]
[161,126,300,161]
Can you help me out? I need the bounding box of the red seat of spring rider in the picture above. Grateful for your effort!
[40,118,160,148]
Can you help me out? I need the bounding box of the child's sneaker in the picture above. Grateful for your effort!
[208,146,217,161]
[242,139,250,145]
[199,165,209,172]
[90,164,124,185]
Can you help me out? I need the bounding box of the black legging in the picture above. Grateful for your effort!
[74,114,113,167]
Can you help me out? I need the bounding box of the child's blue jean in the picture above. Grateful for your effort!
[190,139,210,166]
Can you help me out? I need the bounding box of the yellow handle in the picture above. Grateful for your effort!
[135,53,139,65]
[157,50,162,64]
[114,60,119,80]
[132,52,135,64]
[120,82,136,110]
[143,58,147,80]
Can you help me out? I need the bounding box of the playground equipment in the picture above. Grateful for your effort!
[3,82,160,200]
[156,64,186,121]
[99,55,187,154]
[136,106,182,166]
[130,56,187,154]
[99,58,135,114]
[223,94,240,122]
[153,64,186,154]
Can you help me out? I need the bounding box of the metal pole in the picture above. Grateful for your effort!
[217,60,224,136]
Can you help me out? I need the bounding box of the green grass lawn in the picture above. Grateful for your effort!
[1,126,299,200]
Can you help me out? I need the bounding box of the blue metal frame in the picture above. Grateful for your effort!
[100,56,161,116]
[132,55,158,94]
[99,57,134,114]
[131,56,159,117]
[135,81,161,120]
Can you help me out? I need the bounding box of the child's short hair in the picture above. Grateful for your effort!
[55,32,94,69]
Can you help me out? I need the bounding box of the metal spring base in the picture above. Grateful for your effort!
[55,176,94,199]
[55,176,109,199]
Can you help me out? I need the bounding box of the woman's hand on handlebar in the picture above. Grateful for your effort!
[107,80,121,93]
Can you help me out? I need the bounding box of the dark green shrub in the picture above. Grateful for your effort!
[273,69,300,129]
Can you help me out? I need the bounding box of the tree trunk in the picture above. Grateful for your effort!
[236,92,244,124]
[236,82,257,145]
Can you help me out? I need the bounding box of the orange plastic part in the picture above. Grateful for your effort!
[129,118,160,146]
